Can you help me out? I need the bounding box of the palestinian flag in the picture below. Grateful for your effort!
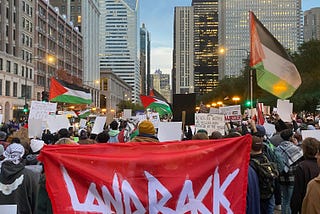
[250,11,301,99]
[140,95,172,117]
[77,109,91,118]
[49,77,92,104]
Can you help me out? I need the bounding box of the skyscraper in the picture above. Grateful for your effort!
[50,0,101,107]
[304,7,320,42]
[173,6,194,95]
[219,0,302,78]
[192,0,219,94]
[140,23,151,96]
[99,0,140,103]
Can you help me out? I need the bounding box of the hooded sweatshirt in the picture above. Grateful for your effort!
[108,129,120,143]
[0,161,38,214]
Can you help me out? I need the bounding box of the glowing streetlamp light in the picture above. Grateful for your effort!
[232,96,240,104]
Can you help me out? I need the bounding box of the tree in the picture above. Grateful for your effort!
[117,100,144,114]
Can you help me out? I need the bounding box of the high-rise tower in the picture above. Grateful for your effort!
[173,6,194,95]
[140,23,151,96]
[99,0,140,103]
[304,7,320,42]
[219,0,302,78]
[192,0,219,94]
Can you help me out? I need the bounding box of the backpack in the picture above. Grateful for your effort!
[250,155,279,200]
[263,139,285,173]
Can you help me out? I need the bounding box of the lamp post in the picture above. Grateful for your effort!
[219,48,252,109]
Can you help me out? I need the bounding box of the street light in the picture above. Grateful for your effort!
[232,96,240,104]
[219,47,253,109]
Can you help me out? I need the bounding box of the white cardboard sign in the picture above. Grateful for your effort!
[219,105,242,122]
[157,122,183,142]
[46,115,71,134]
[277,99,292,122]
[91,116,107,134]
[301,130,320,141]
[195,113,225,135]
[28,101,57,120]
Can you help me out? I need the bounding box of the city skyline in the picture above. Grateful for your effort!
[140,0,320,74]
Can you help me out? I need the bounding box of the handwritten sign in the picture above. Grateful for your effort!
[195,113,225,135]
[219,105,242,122]
[28,101,57,120]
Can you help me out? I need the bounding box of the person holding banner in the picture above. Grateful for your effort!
[0,143,38,214]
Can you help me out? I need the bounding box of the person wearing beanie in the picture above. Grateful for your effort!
[275,128,303,214]
[130,120,159,143]
[0,143,38,214]
[107,120,120,143]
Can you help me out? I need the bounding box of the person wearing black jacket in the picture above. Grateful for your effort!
[0,143,38,214]
[291,137,320,214]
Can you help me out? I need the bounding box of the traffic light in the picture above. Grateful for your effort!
[42,91,49,102]
[244,100,251,108]
[23,104,29,113]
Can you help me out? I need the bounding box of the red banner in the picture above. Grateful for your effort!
[38,135,251,214]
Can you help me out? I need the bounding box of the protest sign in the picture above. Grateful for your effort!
[46,115,71,134]
[301,130,320,141]
[219,105,242,122]
[79,119,87,128]
[28,101,57,120]
[91,116,107,134]
[28,118,44,138]
[157,122,183,142]
[123,109,132,119]
[277,99,293,122]
[136,113,160,128]
[0,205,17,213]
[39,135,251,214]
[195,113,225,135]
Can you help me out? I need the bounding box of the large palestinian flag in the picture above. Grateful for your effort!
[49,78,92,104]
[140,95,172,117]
[250,11,301,99]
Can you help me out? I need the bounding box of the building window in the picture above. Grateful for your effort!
[6,60,11,72]
[13,63,18,74]
[0,58,3,70]
[5,81,10,96]
[13,82,17,97]
[0,80,2,95]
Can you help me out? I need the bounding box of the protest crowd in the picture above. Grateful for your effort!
[0,109,320,214]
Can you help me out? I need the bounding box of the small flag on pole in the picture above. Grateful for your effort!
[249,11,301,99]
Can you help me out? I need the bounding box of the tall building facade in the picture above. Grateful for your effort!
[151,69,171,103]
[140,23,151,96]
[173,6,194,95]
[34,1,83,100]
[50,0,101,107]
[304,7,320,42]
[192,0,219,94]
[99,0,141,103]
[0,0,33,122]
[219,0,302,78]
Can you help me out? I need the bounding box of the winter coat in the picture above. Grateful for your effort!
[301,174,320,214]
[108,129,120,143]
[0,161,38,214]
[246,165,261,214]
[131,133,159,142]
[291,158,319,214]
